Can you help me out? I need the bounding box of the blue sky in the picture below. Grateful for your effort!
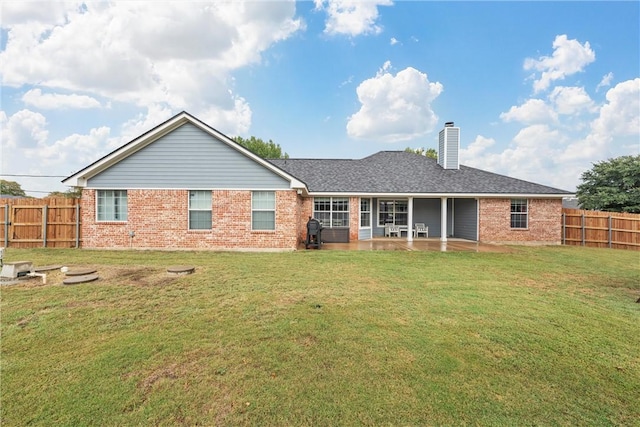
[1,1,639,196]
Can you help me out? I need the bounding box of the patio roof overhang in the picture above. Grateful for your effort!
[305,192,574,199]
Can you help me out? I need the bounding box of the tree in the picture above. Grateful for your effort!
[234,136,289,159]
[47,188,82,198]
[0,180,26,197]
[405,147,437,159]
[576,155,640,213]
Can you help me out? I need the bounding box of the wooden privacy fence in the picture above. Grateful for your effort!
[0,198,81,248]
[562,208,640,250]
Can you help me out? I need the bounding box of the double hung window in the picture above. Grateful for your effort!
[360,198,371,228]
[510,199,528,229]
[189,191,212,230]
[97,190,127,221]
[252,191,275,230]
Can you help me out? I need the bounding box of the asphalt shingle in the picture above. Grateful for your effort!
[270,151,571,195]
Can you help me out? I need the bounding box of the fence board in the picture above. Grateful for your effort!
[562,208,640,250]
[0,198,81,248]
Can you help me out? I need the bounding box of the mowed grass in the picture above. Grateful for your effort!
[1,246,638,426]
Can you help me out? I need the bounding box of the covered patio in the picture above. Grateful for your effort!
[303,238,513,253]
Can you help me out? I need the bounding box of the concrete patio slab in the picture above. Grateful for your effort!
[304,238,514,253]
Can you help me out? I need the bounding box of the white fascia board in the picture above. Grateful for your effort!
[306,192,573,198]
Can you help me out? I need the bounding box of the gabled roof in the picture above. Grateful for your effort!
[62,111,305,189]
[270,151,572,196]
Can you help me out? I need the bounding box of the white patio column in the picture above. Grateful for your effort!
[440,196,448,242]
[407,197,413,242]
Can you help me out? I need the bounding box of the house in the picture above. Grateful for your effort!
[63,112,573,250]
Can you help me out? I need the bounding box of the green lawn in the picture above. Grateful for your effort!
[1,246,638,426]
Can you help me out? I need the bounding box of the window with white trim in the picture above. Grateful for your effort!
[313,197,349,227]
[252,191,275,230]
[378,199,408,226]
[189,191,212,230]
[360,198,371,228]
[510,199,528,229]
[97,190,127,221]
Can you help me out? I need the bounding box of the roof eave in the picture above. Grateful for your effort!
[62,111,306,190]
[305,191,574,198]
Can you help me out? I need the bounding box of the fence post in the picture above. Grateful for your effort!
[3,204,8,247]
[75,203,80,248]
[608,215,612,249]
[42,205,48,248]
[562,213,566,245]
[581,213,585,246]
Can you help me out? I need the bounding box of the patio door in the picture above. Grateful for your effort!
[359,198,372,240]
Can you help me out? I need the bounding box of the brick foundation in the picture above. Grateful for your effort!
[81,189,299,250]
[479,198,562,244]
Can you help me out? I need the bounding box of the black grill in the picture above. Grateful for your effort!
[305,217,323,249]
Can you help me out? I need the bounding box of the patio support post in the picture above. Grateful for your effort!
[407,197,413,242]
[440,196,448,242]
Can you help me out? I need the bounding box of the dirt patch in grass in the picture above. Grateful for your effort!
[105,266,179,287]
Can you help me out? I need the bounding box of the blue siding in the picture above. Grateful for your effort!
[446,128,459,169]
[414,198,442,237]
[453,198,477,241]
[88,123,290,189]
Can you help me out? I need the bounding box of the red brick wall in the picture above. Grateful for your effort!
[349,196,360,241]
[298,197,314,243]
[81,189,300,250]
[479,198,562,244]
[297,196,361,243]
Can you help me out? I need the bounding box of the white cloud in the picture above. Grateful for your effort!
[500,99,558,124]
[25,126,111,167]
[1,109,112,195]
[0,1,303,128]
[459,135,496,163]
[22,89,102,110]
[596,72,614,92]
[390,37,399,45]
[314,0,393,36]
[548,86,595,115]
[347,63,443,142]
[0,0,80,27]
[559,78,640,162]
[468,79,640,190]
[524,35,595,93]
[591,78,640,138]
[464,125,576,189]
[117,105,175,147]
[0,109,48,150]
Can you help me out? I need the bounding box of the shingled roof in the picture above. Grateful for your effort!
[269,151,571,195]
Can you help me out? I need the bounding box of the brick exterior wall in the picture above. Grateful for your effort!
[298,196,360,243]
[81,189,300,250]
[297,197,314,244]
[479,198,562,245]
[81,192,563,249]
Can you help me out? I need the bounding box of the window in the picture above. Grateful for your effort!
[313,197,349,227]
[378,199,408,226]
[360,198,371,228]
[97,190,127,221]
[252,191,275,230]
[189,191,212,230]
[511,199,528,229]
